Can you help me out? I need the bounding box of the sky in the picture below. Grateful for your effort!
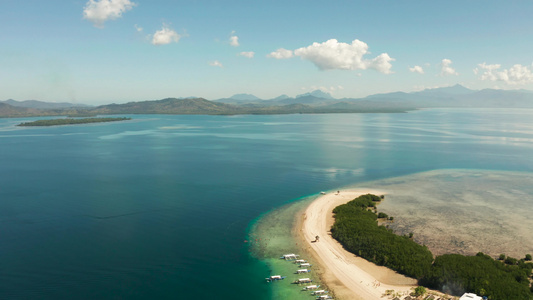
[1,0,533,105]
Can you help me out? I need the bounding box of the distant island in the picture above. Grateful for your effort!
[3,85,533,118]
[17,117,131,127]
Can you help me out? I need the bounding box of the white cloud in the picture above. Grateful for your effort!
[409,65,424,74]
[209,60,223,68]
[292,39,394,74]
[238,51,255,58]
[474,62,533,85]
[151,25,181,45]
[83,0,136,28]
[267,48,294,59]
[134,24,143,32]
[440,59,458,76]
[230,35,239,47]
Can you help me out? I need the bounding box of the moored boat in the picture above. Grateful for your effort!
[295,269,310,274]
[293,278,312,284]
[312,290,328,295]
[266,275,286,282]
[280,253,300,260]
[302,284,320,290]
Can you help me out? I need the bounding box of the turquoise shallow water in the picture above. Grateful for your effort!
[1,109,533,299]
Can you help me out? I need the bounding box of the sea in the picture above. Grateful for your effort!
[1,108,532,299]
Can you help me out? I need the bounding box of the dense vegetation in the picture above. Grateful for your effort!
[331,194,433,279]
[421,253,533,299]
[331,194,533,299]
[17,117,131,126]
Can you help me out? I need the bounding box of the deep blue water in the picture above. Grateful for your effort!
[1,109,533,299]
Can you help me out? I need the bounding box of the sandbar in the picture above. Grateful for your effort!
[298,189,418,300]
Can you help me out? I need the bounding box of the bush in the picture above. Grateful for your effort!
[505,257,518,265]
[377,212,388,219]
[499,254,506,260]
[525,254,532,261]
[414,286,426,296]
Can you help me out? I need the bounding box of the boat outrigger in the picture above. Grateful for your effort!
[280,253,300,260]
[295,269,310,274]
[266,275,286,282]
[299,263,311,267]
[302,285,320,290]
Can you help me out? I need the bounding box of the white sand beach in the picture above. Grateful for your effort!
[299,189,418,300]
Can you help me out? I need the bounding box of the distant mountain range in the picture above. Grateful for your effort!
[2,99,91,109]
[2,85,533,118]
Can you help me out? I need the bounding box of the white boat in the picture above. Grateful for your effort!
[320,191,326,195]
[296,269,310,274]
[299,263,311,267]
[294,278,312,284]
[316,296,333,300]
[312,290,328,295]
[280,253,299,260]
[302,285,320,290]
[265,275,286,282]
[294,259,307,264]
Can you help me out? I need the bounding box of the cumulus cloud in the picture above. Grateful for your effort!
[474,62,533,85]
[292,39,394,73]
[151,25,181,45]
[440,59,458,76]
[229,35,239,47]
[409,65,424,74]
[267,48,294,59]
[238,51,255,58]
[209,60,223,68]
[83,0,136,28]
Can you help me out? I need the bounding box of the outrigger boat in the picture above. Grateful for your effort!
[316,295,333,300]
[312,290,328,295]
[266,275,286,282]
[295,269,310,274]
[299,263,311,267]
[280,253,300,260]
[293,278,312,284]
[302,285,320,290]
[294,259,307,264]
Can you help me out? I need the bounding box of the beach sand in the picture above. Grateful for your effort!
[297,189,418,300]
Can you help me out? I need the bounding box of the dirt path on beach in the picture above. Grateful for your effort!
[298,189,418,300]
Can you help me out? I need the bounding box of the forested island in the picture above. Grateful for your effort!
[17,117,131,127]
[331,194,533,299]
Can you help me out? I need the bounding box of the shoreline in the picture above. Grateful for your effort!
[295,189,418,300]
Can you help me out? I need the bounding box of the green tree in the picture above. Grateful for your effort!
[505,257,517,265]
[377,212,388,219]
[525,254,532,261]
[414,286,426,297]
[499,254,506,260]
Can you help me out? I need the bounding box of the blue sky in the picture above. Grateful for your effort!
[1,0,533,105]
